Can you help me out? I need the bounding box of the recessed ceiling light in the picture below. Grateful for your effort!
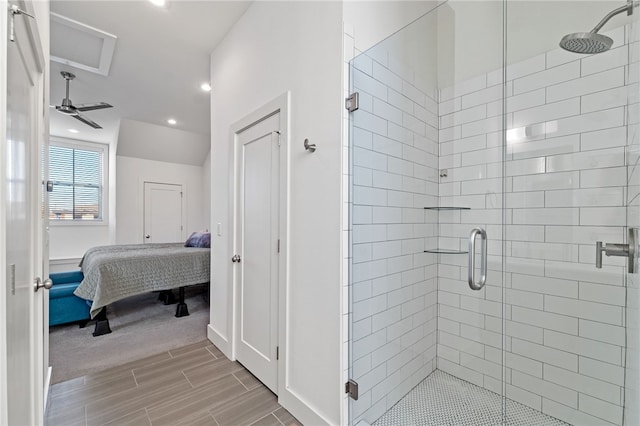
[68,129,79,134]
[148,0,167,7]
[167,118,177,125]
[200,83,212,92]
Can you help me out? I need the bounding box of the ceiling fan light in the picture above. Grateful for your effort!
[167,118,177,125]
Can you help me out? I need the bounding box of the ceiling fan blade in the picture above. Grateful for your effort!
[75,102,113,112]
[73,113,103,129]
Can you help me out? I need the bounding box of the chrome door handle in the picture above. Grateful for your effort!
[145,234,151,239]
[231,254,241,263]
[596,228,637,273]
[34,277,52,292]
[468,227,487,290]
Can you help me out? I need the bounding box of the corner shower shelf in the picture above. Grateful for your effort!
[424,206,470,254]
[424,248,468,254]
[424,206,470,210]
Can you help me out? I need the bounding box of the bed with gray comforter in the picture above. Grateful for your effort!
[74,243,210,319]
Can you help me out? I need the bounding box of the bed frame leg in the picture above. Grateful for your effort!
[158,290,177,305]
[175,287,189,317]
[92,307,112,336]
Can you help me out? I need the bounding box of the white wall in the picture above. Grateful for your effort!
[48,225,111,261]
[117,119,209,167]
[343,1,441,54]
[116,156,206,244]
[208,2,343,425]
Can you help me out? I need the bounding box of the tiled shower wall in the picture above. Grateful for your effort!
[625,18,640,426]
[437,26,630,426]
[349,49,440,424]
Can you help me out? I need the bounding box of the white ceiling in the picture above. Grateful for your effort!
[49,0,252,145]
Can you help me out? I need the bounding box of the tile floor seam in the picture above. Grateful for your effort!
[207,346,220,359]
[233,371,252,391]
[208,409,220,426]
[144,408,153,426]
[132,369,140,387]
[272,409,286,426]
[183,370,196,388]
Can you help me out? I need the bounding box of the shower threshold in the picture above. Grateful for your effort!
[372,370,569,426]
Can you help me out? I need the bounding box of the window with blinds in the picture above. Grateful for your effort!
[49,142,106,221]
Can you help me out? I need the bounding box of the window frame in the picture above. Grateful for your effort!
[48,136,109,226]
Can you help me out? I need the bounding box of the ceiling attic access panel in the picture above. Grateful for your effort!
[50,12,117,76]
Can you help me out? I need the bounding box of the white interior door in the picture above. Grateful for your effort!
[143,182,183,243]
[235,113,280,393]
[2,1,46,424]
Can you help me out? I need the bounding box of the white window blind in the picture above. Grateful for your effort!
[49,144,104,221]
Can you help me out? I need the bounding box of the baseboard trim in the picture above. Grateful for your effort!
[207,324,232,360]
[49,258,82,273]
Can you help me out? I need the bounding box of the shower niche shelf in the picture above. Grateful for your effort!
[424,206,470,210]
[424,248,468,254]
[424,206,470,254]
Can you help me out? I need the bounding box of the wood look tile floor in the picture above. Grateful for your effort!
[45,340,302,426]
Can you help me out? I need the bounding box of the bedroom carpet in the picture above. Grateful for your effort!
[49,285,209,384]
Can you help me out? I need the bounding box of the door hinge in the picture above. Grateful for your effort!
[277,239,280,253]
[345,92,359,112]
[346,379,359,400]
[276,346,279,360]
[181,225,183,231]
[273,130,281,147]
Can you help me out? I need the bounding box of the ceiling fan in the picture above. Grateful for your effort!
[54,71,112,129]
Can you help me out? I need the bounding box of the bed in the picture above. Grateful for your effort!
[74,242,210,336]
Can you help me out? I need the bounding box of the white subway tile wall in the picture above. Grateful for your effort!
[348,22,638,426]
[625,21,640,426]
[350,49,439,424]
[437,29,631,426]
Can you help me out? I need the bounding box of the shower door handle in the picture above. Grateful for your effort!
[468,227,487,290]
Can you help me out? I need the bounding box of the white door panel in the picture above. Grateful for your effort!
[143,182,183,243]
[236,113,279,393]
[3,1,46,423]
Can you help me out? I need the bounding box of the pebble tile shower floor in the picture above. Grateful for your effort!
[373,370,569,426]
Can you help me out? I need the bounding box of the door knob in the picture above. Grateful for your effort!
[231,254,241,263]
[34,277,52,292]
[145,234,150,239]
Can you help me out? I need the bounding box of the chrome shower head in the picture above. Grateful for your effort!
[559,32,613,54]
[559,0,634,54]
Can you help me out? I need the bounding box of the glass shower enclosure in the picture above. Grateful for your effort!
[348,1,640,425]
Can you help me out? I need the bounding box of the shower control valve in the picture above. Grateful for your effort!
[595,228,638,273]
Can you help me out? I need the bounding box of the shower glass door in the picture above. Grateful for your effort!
[347,2,507,424]
[503,1,638,425]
